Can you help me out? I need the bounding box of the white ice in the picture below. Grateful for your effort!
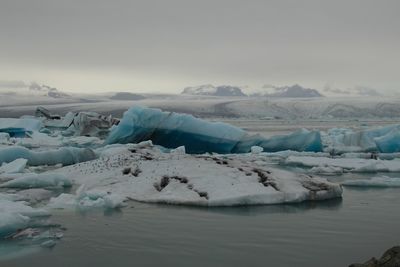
[285,156,400,173]
[0,159,27,174]
[342,176,400,187]
[46,142,342,207]
[0,173,71,189]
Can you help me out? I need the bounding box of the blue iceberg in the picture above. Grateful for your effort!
[328,124,400,153]
[0,118,43,138]
[374,128,400,153]
[106,106,323,154]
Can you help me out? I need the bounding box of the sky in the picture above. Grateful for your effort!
[0,0,399,94]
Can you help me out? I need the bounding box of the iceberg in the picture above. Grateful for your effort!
[0,146,96,166]
[48,190,126,210]
[374,129,400,153]
[0,173,71,189]
[243,129,323,153]
[0,198,49,238]
[0,159,27,174]
[0,118,43,138]
[0,213,30,239]
[50,144,342,206]
[38,108,119,138]
[325,124,400,153]
[106,106,323,154]
[106,106,247,154]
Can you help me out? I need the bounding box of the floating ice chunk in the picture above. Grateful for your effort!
[0,199,49,237]
[0,173,71,189]
[0,193,17,201]
[170,146,186,155]
[16,131,62,149]
[285,156,400,173]
[62,136,103,148]
[48,190,126,210]
[47,193,76,209]
[0,118,43,138]
[325,124,400,153]
[374,129,400,153]
[0,213,30,238]
[78,189,126,209]
[106,106,247,154]
[0,159,27,174]
[309,165,343,176]
[16,189,54,204]
[0,133,10,144]
[0,199,49,218]
[342,176,400,187]
[251,146,263,154]
[254,129,323,153]
[0,146,96,166]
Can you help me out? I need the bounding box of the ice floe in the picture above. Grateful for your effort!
[0,146,96,166]
[0,173,71,189]
[342,176,400,188]
[285,156,400,173]
[45,142,342,207]
[0,198,50,238]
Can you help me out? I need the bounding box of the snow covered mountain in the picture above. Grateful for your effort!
[250,84,323,98]
[0,81,76,107]
[323,85,383,97]
[182,84,247,97]
[0,82,69,99]
[28,83,70,98]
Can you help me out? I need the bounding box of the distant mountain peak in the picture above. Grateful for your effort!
[182,84,246,97]
[251,84,323,98]
[29,83,69,98]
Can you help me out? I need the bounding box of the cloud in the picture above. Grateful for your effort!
[0,80,26,88]
[353,86,382,97]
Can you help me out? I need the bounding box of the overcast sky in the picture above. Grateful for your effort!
[0,0,399,94]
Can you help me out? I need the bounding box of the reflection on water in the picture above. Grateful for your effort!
[2,186,400,267]
[166,197,343,217]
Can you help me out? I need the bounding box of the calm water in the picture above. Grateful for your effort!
[2,186,400,267]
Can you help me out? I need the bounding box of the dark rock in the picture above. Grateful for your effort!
[349,246,400,267]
